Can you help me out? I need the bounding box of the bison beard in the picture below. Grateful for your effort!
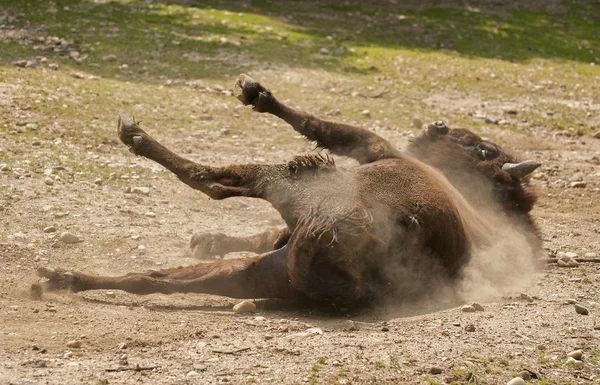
[35,75,542,307]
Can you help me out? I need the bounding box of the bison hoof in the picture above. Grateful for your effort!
[118,115,147,155]
[233,74,272,112]
[36,267,79,292]
[190,232,228,259]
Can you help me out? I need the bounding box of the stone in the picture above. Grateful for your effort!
[48,63,59,70]
[413,118,423,129]
[131,186,150,195]
[187,370,200,377]
[570,181,587,188]
[520,293,534,302]
[485,116,499,124]
[464,324,476,332]
[567,350,583,360]
[0,163,10,171]
[574,304,589,315]
[145,212,156,218]
[66,340,82,348]
[44,177,55,186]
[461,305,476,313]
[94,178,103,185]
[102,54,117,62]
[192,363,207,371]
[429,367,443,375]
[471,303,484,311]
[361,110,371,118]
[43,226,56,233]
[118,342,128,349]
[557,255,579,267]
[507,377,526,385]
[518,370,532,381]
[319,48,330,55]
[60,232,80,244]
[105,291,116,298]
[564,298,577,304]
[566,356,584,369]
[593,131,600,139]
[584,252,597,258]
[26,123,38,130]
[342,320,360,331]
[232,300,256,314]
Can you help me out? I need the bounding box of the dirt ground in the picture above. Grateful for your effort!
[1,91,599,384]
[1,1,600,384]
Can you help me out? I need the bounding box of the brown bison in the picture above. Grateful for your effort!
[36,75,541,305]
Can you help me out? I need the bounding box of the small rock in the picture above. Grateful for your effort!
[557,255,579,267]
[233,300,256,314]
[93,178,103,186]
[35,359,47,368]
[319,48,330,55]
[26,123,38,130]
[66,340,82,348]
[471,303,484,311]
[12,232,27,242]
[429,367,443,375]
[413,118,423,129]
[507,377,526,385]
[570,181,587,188]
[593,131,600,139]
[361,109,371,118]
[574,304,589,315]
[60,232,80,244]
[485,116,499,124]
[567,350,583,360]
[43,226,56,233]
[503,107,518,115]
[566,356,584,369]
[44,177,55,186]
[105,291,116,298]
[584,252,597,258]
[118,342,128,349]
[1,163,10,171]
[520,293,534,302]
[145,212,156,218]
[342,320,360,331]
[102,54,117,62]
[564,298,577,304]
[461,305,476,313]
[15,60,28,67]
[187,370,200,377]
[464,324,476,332]
[131,186,150,195]
[48,63,59,70]
[517,370,531,381]
[264,334,274,340]
[192,363,207,371]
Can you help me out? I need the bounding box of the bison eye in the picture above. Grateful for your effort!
[477,142,499,160]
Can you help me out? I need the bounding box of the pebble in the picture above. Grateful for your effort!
[584,252,597,258]
[319,48,330,55]
[570,181,587,188]
[471,303,484,311]
[105,291,116,298]
[0,163,10,171]
[520,293,534,302]
[485,116,499,124]
[187,370,200,377]
[412,118,423,129]
[557,254,579,267]
[131,186,150,195]
[60,232,80,244]
[566,356,584,369]
[102,54,117,62]
[507,377,526,385]
[118,342,128,349]
[145,212,156,218]
[361,109,371,118]
[464,324,476,332]
[43,226,56,233]
[567,349,583,360]
[429,367,443,375]
[342,320,360,331]
[66,340,82,348]
[48,63,59,70]
[93,178,103,185]
[574,304,589,315]
[232,300,256,314]
[461,305,476,313]
[192,363,207,371]
[517,370,532,381]
[26,123,38,130]
[564,298,577,304]
[44,177,55,186]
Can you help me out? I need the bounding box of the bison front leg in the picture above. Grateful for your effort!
[36,247,295,299]
[118,115,282,200]
[190,227,290,259]
[233,74,401,164]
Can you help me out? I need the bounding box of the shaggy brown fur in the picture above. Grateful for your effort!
[35,75,541,306]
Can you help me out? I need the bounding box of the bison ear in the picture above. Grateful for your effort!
[427,121,449,137]
[502,160,541,178]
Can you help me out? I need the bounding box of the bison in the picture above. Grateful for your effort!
[35,75,541,306]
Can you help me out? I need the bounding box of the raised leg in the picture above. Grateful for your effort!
[36,246,295,299]
[233,74,401,164]
[118,115,293,201]
[190,227,290,259]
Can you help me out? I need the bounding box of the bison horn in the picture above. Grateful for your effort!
[502,160,541,178]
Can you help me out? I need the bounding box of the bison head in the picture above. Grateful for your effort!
[407,121,540,215]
